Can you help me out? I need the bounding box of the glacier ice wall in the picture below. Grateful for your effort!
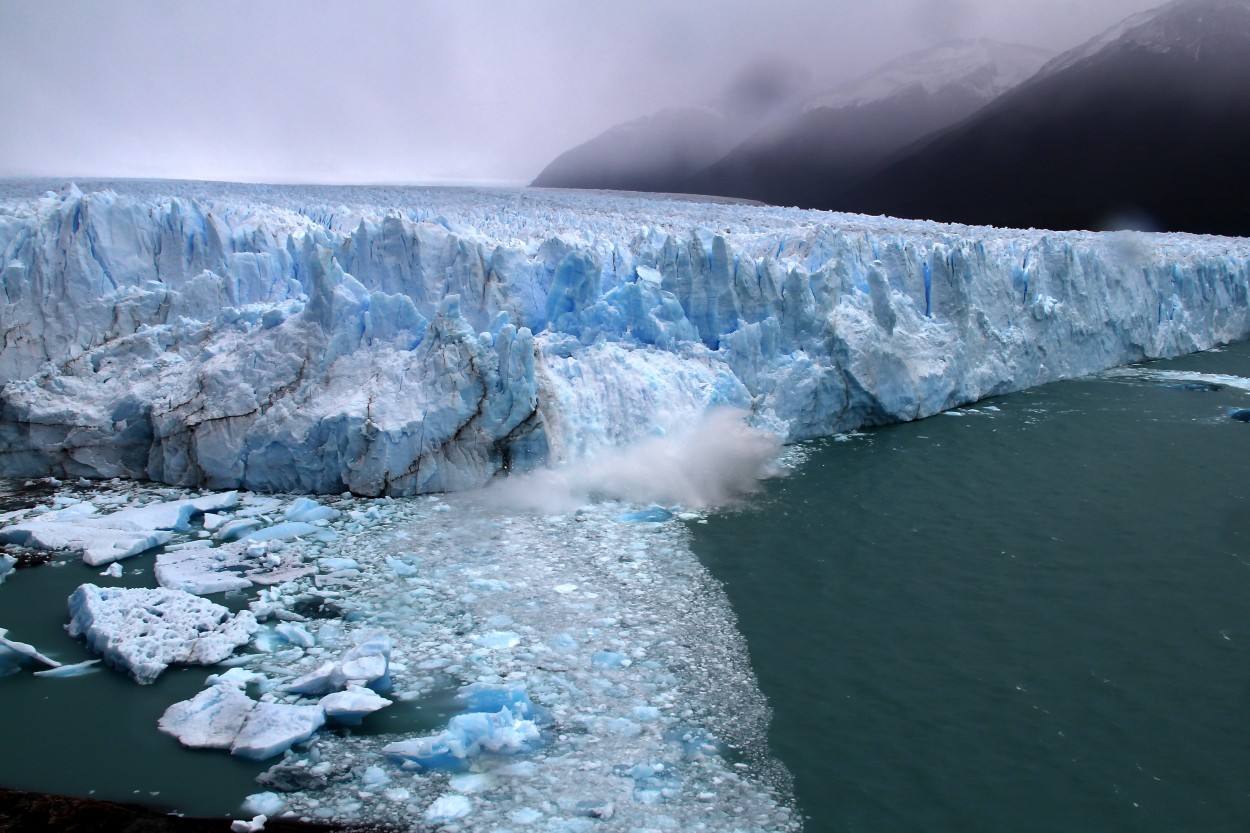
[1,181,1248,495]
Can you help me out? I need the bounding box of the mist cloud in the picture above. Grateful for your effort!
[0,0,1167,185]
[478,409,784,515]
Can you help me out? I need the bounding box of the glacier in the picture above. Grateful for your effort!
[2,180,1247,495]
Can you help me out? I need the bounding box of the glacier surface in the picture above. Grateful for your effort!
[2,180,1246,495]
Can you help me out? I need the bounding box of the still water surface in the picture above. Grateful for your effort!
[694,341,1250,832]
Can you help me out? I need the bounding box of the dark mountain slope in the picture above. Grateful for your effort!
[678,40,1051,207]
[842,0,1250,236]
[530,63,810,193]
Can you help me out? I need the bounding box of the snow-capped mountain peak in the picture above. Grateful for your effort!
[1036,0,1250,78]
[803,39,1054,111]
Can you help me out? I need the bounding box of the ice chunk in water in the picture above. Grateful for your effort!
[383,706,540,770]
[0,493,238,566]
[0,627,61,675]
[320,685,392,726]
[274,623,315,648]
[242,792,285,817]
[67,584,258,684]
[32,659,102,678]
[0,554,15,586]
[230,815,267,833]
[459,684,538,719]
[159,683,257,749]
[285,628,391,694]
[230,702,326,761]
[424,793,472,822]
[284,498,341,523]
[243,522,325,543]
[163,677,325,759]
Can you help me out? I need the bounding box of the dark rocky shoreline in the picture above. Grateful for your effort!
[0,788,383,833]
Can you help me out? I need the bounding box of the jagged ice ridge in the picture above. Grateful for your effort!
[1,180,1247,495]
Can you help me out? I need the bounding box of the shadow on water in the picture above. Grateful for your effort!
[692,342,1250,833]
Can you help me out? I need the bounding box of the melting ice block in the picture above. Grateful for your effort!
[0,627,61,675]
[320,685,392,725]
[285,628,392,694]
[0,493,239,566]
[383,707,540,770]
[32,659,102,678]
[155,543,314,596]
[67,584,258,684]
[230,701,326,761]
[384,687,542,770]
[284,498,341,523]
[424,794,472,822]
[159,683,327,760]
[159,683,257,749]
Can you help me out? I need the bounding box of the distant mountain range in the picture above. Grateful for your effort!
[532,0,1250,237]
[529,62,812,194]
[676,39,1053,209]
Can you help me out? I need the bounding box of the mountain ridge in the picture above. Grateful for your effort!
[841,0,1250,235]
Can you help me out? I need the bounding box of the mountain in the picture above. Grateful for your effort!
[842,0,1250,236]
[529,62,810,193]
[677,39,1053,207]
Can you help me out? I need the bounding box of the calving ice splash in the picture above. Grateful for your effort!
[0,180,1248,830]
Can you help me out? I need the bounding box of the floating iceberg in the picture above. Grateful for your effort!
[320,685,391,726]
[0,626,60,675]
[67,584,258,683]
[0,492,238,565]
[284,628,391,695]
[159,682,327,760]
[0,182,1245,496]
[383,706,540,771]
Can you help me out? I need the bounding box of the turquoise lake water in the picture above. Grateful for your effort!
[692,341,1250,832]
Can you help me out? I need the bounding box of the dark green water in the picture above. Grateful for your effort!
[693,342,1250,833]
[0,550,274,817]
[0,535,461,818]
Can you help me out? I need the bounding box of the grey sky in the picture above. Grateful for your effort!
[0,0,1164,185]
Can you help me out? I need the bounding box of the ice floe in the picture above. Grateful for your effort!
[0,626,60,675]
[67,584,258,683]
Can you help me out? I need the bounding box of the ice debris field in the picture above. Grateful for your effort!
[0,479,794,832]
[0,180,1248,830]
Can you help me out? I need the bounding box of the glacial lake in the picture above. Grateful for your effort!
[1,340,1248,831]
[694,339,1250,832]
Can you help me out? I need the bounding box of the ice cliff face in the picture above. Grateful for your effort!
[1,181,1248,495]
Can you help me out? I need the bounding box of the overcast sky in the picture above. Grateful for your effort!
[0,0,1165,185]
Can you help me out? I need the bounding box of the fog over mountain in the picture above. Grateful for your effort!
[0,0,1165,185]
[530,61,813,194]
[844,0,1250,235]
[674,40,1055,207]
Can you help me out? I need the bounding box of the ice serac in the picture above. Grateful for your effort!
[1,182,1248,495]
